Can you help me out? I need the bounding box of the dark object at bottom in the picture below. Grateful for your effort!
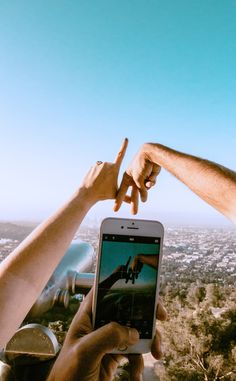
[0,357,55,381]
[2,324,59,381]
[12,359,55,381]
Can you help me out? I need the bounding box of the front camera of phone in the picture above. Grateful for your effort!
[121,226,124,229]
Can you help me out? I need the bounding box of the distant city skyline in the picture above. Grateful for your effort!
[0,1,235,226]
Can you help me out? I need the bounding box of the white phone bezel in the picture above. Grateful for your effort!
[92,217,164,354]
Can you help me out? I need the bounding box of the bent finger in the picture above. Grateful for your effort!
[156,299,168,321]
[150,164,161,180]
[100,354,125,381]
[145,164,161,189]
[151,329,163,360]
[114,138,128,168]
[145,180,156,189]
[80,322,139,361]
[128,354,144,381]
[67,289,94,339]
[114,173,131,211]
[139,186,148,202]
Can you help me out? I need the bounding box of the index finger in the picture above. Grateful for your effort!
[114,138,128,168]
[113,172,130,212]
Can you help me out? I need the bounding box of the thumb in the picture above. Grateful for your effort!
[80,322,139,360]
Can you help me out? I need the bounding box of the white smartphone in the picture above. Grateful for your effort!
[92,217,164,354]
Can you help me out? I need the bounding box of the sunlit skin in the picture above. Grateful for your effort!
[0,138,168,381]
[114,142,236,224]
[130,254,158,272]
[47,290,167,381]
[0,139,129,348]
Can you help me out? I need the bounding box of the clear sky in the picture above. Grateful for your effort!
[0,1,235,226]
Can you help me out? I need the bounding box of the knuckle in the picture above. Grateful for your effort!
[134,176,145,188]
[123,172,132,185]
[108,321,121,332]
[75,337,89,356]
[107,322,124,343]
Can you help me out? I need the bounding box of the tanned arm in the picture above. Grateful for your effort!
[0,139,128,348]
[115,142,236,223]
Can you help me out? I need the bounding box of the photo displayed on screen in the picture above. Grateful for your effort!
[95,234,161,339]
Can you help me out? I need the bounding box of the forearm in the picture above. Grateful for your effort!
[0,139,128,348]
[0,187,95,348]
[138,254,158,269]
[99,273,118,291]
[145,143,236,222]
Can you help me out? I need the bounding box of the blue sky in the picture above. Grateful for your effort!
[0,1,235,226]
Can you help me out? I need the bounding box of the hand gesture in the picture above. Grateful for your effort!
[114,144,161,214]
[81,138,129,203]
[129,255,144,281]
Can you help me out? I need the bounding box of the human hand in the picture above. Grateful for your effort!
[114,143,161,214]
[151,298,167,360]
[129,255,144,281]
[47,290,142,381]
[80,138,129,204]
[129,255,143,273]
[47,291,167,381]
[111,256,132,282]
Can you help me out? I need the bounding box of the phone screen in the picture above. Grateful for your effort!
[94,233,161,339]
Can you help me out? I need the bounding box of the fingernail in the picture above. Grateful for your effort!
[129,328,139,343]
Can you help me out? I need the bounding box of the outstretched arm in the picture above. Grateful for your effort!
[130,254,158,271]
[114,143,236,223]
[0,139,128,349]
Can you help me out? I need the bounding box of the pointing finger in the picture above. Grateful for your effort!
[131,185,139,215]
[114,138,128,168]
[114,172,131,212]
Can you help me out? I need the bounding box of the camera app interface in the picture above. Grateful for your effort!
[95,234,161,339]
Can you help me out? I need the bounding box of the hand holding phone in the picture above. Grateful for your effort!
[93,217,164,354]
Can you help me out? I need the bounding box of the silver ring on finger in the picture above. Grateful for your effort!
[117,345,128,351]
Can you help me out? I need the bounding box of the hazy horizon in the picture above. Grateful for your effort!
[0,213,234,229]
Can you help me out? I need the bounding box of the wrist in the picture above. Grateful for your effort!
[73,186,98,210]
[142,142,169,166]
